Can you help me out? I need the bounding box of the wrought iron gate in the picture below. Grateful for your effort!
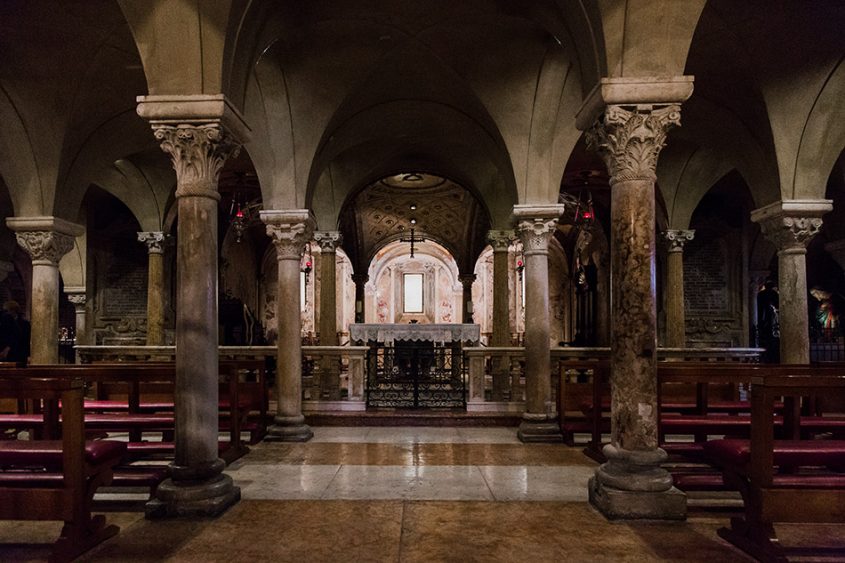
[365,342,466,408]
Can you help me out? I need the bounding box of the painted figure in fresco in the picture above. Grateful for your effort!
[810,286,842,331]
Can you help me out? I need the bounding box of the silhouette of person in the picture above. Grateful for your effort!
[757,280,780,363]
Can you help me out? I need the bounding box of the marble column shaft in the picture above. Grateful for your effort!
[7,218,82,365]
[65,289,87,348]
[314,231,342,400]
[262,210,314,441]
[352,273,368,323]
[459,273,475,324]
[488,230,513,401]
[138,232,167,346]
[752,202,831,364]
[513,206,564,442]
[661,230,694,348]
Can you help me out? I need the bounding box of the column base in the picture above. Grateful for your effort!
[517,415,564,443]
[264,414,313,442]
[145,473,240,519]
[589,476,686,520]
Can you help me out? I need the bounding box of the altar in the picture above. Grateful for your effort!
[349,324,479,408]
[349,323,481,345]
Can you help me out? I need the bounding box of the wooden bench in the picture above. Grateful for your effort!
[0,377,126,562]
[3,360,267,461]
[703,373,845,562]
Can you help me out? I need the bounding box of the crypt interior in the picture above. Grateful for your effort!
[1,1,845,561]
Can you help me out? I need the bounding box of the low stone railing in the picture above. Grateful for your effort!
[75,345,369,409]
[464,346,764,412]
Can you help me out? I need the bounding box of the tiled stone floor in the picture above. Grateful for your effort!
[2,427,845,562]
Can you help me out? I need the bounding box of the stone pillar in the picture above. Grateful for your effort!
[6,217,83,365]
[661,230,694,348]
[352,273,368,323]
[314,231,342,400]
[576,77,694,520]
[138,232,167,345]
[488,230,513,400]
[752,200,832,364]
[459,273,475,323]
[261,209,315,441]
[137,95,249,518]
[64,287,87,348]
[513,204,565,442]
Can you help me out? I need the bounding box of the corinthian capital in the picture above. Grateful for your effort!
[586,104,681,184]
[6,216,84,266]
[487,230,514,252]
[512,204,564,255]
[261,210,315,260]
[661,230,695,253]
[138,231,167,254]
[152,125,239,200]
[751,200,832,253]
[313,231,343,253]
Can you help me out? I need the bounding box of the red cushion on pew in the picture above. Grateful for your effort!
[0,414,44,426]
[770,474,845,489]
[704,439,845,470]
[0,440,127,468]
[671,472,727,491]
[0,472,65,487]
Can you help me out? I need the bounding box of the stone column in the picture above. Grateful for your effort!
[138,232,167,345]
[513,204,565,442]
[459,273,475,323]
[752,200,832,364]
[488,230,513,400]
[576,77,694,520]
[6,217,83,365]
[261,209,315,441]
[137,95,249,518]
[314,231,342,400]
[64,287,87,348]
[352,273,368,323]
[661,230,694,348]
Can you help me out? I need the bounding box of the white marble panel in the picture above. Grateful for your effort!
[479,465,595,502]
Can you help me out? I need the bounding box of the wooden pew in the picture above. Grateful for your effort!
[0,377,126,562]
[704,373,845,562]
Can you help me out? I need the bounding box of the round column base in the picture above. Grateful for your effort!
[517,415,564,443]
[265,414,314,442]
[145,473,240,519]
[589,475,686,521]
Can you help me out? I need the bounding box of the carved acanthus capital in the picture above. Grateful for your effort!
[661,230,695,253]
[16,231,76,265]
[515,218,559,255]
[459,273,476,287]
[351,273,369,285]
[585,104,681,184]
[313,231,343,253]
[66,292,87,309]
[261,210,315,261]
[152,124,240,200]
[758,215,823,252]
[137,231,167,254]
[487,230,514,252]
[751,200,832,253]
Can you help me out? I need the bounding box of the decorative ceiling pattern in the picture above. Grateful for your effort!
[340,174,490,274]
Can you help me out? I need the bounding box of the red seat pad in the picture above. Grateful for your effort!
[0,414,43,426]
[670,472,727,491]
[704,439,845,470]
[0,472,64,487]
[661,415,783,434]
[0,440,127,469]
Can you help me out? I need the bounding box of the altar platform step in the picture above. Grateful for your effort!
[304,410,522,427]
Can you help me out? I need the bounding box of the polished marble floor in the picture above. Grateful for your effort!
[2,427,845,562]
